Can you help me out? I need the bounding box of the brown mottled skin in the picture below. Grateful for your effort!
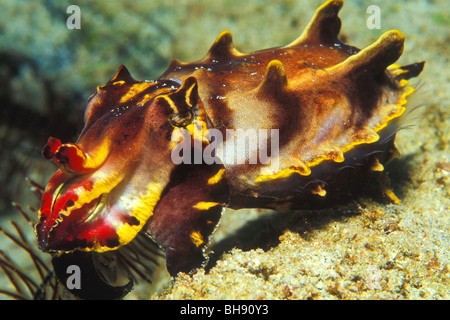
[35,0,424,298]
[159,3,418,210]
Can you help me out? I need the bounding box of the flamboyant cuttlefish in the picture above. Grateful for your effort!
[35,0,424,299]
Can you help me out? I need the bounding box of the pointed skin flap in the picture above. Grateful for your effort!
[288,0,343,46]
[83,65,140,133]
[256,60,288,97]
[388,61,425,82]
[204,30,241,61]
[110,64,136,83]
[327,30,405,76]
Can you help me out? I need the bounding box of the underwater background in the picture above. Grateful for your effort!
[0,0,448,299]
